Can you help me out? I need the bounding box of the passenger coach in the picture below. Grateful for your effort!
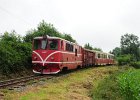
[82,49,114,66]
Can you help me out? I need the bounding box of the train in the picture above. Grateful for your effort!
[32,35,114,74]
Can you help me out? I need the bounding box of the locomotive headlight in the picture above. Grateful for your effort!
[51,56,54,60]
[34,57,37,60]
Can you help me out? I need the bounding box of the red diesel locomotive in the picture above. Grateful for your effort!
[32,36,114,74]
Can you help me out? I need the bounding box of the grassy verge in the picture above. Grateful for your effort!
[1,66,119,100]
[90,66,134,100]
[90,71,124,100]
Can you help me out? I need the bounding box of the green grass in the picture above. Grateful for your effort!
[2,66,119,100]
[118,69,140,100]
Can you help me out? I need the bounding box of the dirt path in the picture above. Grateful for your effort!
[1,66,118,100]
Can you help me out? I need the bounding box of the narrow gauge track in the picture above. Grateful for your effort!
[0,75,52,88]
[0,67,94,88]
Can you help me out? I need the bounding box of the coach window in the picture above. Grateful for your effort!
[101,54,103,58]
[105,55,107,58]
[96,54,98,58]
[108,55,110,59]
[49,40,58,50]
[108,55,109,59]
[98,54,100,58]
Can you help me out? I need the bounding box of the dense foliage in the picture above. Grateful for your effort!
[130,61,140,69]
[0,31,32,75]
[117,54,132,65]
[111,47,121,58]
[118,70,140,100]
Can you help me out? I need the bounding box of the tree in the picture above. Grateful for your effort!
[111,47,121,58]
[1,30,21,42]
[93,47,102,52]
[24,20,76,43]
[84,43,93,50]
[24,20,61,43]
[121,33,140,61]
[84,43,102,51]
[63,34,76,43]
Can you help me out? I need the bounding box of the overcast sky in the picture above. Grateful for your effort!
[0,0,140,52]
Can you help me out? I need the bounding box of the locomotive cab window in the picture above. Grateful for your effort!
[34,39,40,50]
[49,40,58,50]
[34,39,47,50]
[41,39,47,50]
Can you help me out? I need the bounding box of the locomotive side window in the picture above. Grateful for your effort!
[66,43,73,52]
[61,41,63,49]
[71,45,74,52]
[66,43,70,51]
[49,40,58,50]
[75,49,77,56]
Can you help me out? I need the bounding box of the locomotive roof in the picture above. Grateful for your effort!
[34,36,79,46]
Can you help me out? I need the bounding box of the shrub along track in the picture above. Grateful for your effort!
[1,66,119,100]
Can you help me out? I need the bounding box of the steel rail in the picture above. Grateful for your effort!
[0,75,51,88]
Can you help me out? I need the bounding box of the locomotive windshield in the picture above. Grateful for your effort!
[49,40,58,50]
[34,39,47,50]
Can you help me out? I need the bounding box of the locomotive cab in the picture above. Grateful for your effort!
[32,36,61,74]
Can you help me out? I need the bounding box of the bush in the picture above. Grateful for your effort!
[117,70,140,100]
[130,62,140,69]
[0,32,32,75]
[117,54,132,65]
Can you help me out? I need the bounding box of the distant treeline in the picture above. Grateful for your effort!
[111,33,140,68]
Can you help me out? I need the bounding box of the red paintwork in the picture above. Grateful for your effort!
[32,36,115,74]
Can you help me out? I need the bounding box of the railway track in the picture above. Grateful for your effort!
[0,75,52,88]
[0,69,80,89]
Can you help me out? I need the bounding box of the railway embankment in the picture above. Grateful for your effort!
[0,66,136,100]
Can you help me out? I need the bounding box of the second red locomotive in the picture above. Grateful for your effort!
[32,35,114,74]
